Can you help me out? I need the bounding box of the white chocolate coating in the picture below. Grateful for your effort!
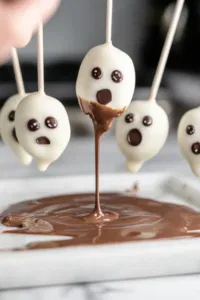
[116,100,169,172]
[0,94,32,165]
[15,92,71,171]
[177,107,200,177]
[76,43,135,110]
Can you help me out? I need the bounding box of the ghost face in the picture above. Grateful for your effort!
[76,43,135,110]
[15,92,71,171]
[177,108,200,177]
[0,94,32,165]
[116,100,169,172]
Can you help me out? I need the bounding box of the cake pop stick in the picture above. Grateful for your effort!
[149,0,185,102]
[116,0,185,172]
[37,22,45,94]
[15,23,71,172]
[11,48,26,97]
[0,48,32,165]
[106,0,113,44]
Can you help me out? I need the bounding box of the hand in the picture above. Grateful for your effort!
[0,0,60,62]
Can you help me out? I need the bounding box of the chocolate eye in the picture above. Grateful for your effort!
[27,119,40,132]
[8,110,15,122]
[91,67,102,80]
[45,117,58,129]
[143,116,153,127]
[125,113,134,123]
[111,70,123,83]
[186,125,195,135]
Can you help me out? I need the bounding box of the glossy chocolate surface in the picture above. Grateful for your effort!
[1,192,200,250]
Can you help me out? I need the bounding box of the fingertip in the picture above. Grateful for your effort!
[40,0,61,23]
[3,0,61,49]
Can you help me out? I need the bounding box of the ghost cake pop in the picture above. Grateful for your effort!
[76,44,135,111]
[15,23,71,172]
[0,48,32,165]
[76,0,135,131]
[116,0,184,172]
[116,100,169,172]
[177,108,200,177]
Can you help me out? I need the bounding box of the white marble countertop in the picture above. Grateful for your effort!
[0,133,196,299]
[1,275,200,300]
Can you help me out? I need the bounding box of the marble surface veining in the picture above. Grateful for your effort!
[1,276,200,300]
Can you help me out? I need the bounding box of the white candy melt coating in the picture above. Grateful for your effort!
[116,100,169,172]
[0,94,32,165]
[177,107,200,177]
[76,43,135,110]
[15,92,71,171]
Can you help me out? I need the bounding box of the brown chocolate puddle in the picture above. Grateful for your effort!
[79,98,125,221]
[1,193,200,250]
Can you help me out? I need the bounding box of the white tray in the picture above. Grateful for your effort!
[0,173,200,289]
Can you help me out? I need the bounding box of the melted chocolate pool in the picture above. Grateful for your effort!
[1,193,200,250]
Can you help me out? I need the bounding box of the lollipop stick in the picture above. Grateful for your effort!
[106,0,113,44]
[149,0,185,101]
[11,48,25,97]
[37,22,45,94]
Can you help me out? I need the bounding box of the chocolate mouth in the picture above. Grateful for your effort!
[191,142,200,155]
[12,128,18,143]
[36,136,50,145]
[127,129,142,146]
[96,89,112,105]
